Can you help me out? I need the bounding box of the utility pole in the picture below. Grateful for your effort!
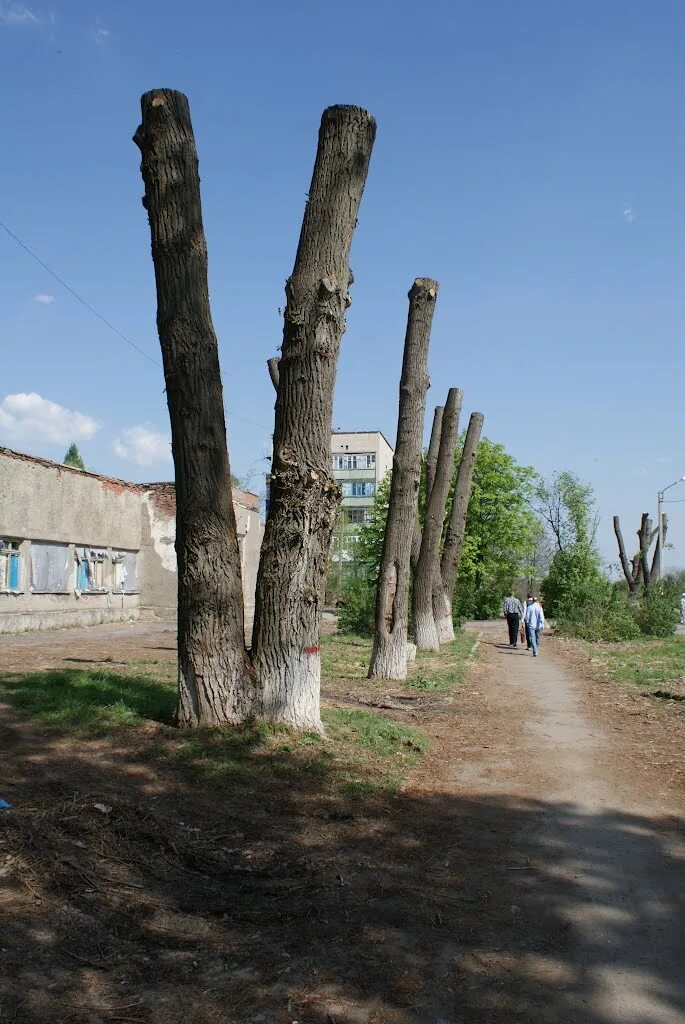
[657,475,685,580]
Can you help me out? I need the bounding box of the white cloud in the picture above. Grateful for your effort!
[623,206,634,224]
[113,426,171,467]
[33,293,55,304]
[93,19,109,43]
[0,3,38,26]
[0,392,100,445]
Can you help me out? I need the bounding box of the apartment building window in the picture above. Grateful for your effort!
[346,508,365,524]
[75,548,109,592]
[30,542,69,593]
[332,453,376,471]
[112,551,138,593]
[341,481,375,498]
[0,540,21,591]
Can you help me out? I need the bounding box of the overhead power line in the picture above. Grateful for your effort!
[0,218,160,367]
[0,218,271,433]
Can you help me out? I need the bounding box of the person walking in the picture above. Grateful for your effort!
[524,597,545,657]
[524,595,535,649]
[502,591,524,648]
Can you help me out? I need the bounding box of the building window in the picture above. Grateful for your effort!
[0,540,21,591]
[112,551,138,593]
[346,507,366,524]
[332,453,376,471]
[341,481,376,498]
[75,548,109,593]
[30,542,69,593]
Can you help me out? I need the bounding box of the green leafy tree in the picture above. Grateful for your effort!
[356,471,391,572]
[63,443,86,470]
[356,442,537,621]
[450,439,537,618]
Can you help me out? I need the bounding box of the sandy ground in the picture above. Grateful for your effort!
[0,621,683,1023]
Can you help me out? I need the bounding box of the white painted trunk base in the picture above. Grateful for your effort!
[260,649,323,733]
[414,610,440,651]
[368,630,408,680]
[436,614,455,644]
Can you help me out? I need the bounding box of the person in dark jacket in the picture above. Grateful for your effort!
[502,592,524,647]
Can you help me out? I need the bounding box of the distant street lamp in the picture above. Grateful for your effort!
[657,476,685,580]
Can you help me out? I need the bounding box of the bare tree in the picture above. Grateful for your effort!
[252,106,376,732]
[411,405,443,572]
[368,279,436,680]
[534,471,598,551]
[412,388,462,651]
[134,90,254,727]
[434,411,484,643]
[613,511,666,597]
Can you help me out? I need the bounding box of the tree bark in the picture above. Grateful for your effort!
[412,387,462,651]
[368,279,435,680]
[638,513,652,590]
[411,405,443,572]
[267,356,280,391]
[651,513,668,580]
[613,515,639,597]
[251,106,376,731]
[134,90,254,728]
[434,411,484,642]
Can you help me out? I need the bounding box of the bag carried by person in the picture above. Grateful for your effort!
[520,625,526,643]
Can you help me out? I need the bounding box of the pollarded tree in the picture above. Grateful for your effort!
[412,387,462,650]
[368,279,436,680]
[433,411,484,642]
[137,93,376,732]
[411,404,443,572]
[252,106,376,732]
[613,512,666,598]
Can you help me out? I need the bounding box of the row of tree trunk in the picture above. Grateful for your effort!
[366,283,484,679]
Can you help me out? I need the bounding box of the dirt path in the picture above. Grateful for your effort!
[1,623,683,1024]
[449,622,685,1024]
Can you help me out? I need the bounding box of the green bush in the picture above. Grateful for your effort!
[338,577,376,636]
[632,580,680,638]
[555,587,640,642]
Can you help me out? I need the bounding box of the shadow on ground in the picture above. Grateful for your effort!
[0,694,683,1023]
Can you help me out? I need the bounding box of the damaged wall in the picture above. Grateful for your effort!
[0,447,262,636]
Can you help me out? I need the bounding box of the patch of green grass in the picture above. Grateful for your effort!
[320,634,372,683]
[0,668,176,736]
[0,651,430,795]
[321,628,477,696]
[587,636,685,694]
[404,629,478,693]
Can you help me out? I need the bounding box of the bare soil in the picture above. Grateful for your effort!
[0,622,683,1024]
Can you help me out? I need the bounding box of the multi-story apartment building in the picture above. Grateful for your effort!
[265,430,394,563]
[330,431,394,562]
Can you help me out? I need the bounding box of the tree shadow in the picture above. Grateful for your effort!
[0,699,683,1023]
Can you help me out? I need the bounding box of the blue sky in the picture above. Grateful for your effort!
[0,0,683,569]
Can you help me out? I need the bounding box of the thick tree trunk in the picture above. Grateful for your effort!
[651,513,667,580]
[134,90,254,728]
[613,515,639,598]
[368,279,435,679]
[411,405,443,572]
[638,513,653,590]
[252,106,376,731]
[434,411,484,642]
[412,388,462,650]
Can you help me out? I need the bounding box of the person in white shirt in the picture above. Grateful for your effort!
[524,598,545,657]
